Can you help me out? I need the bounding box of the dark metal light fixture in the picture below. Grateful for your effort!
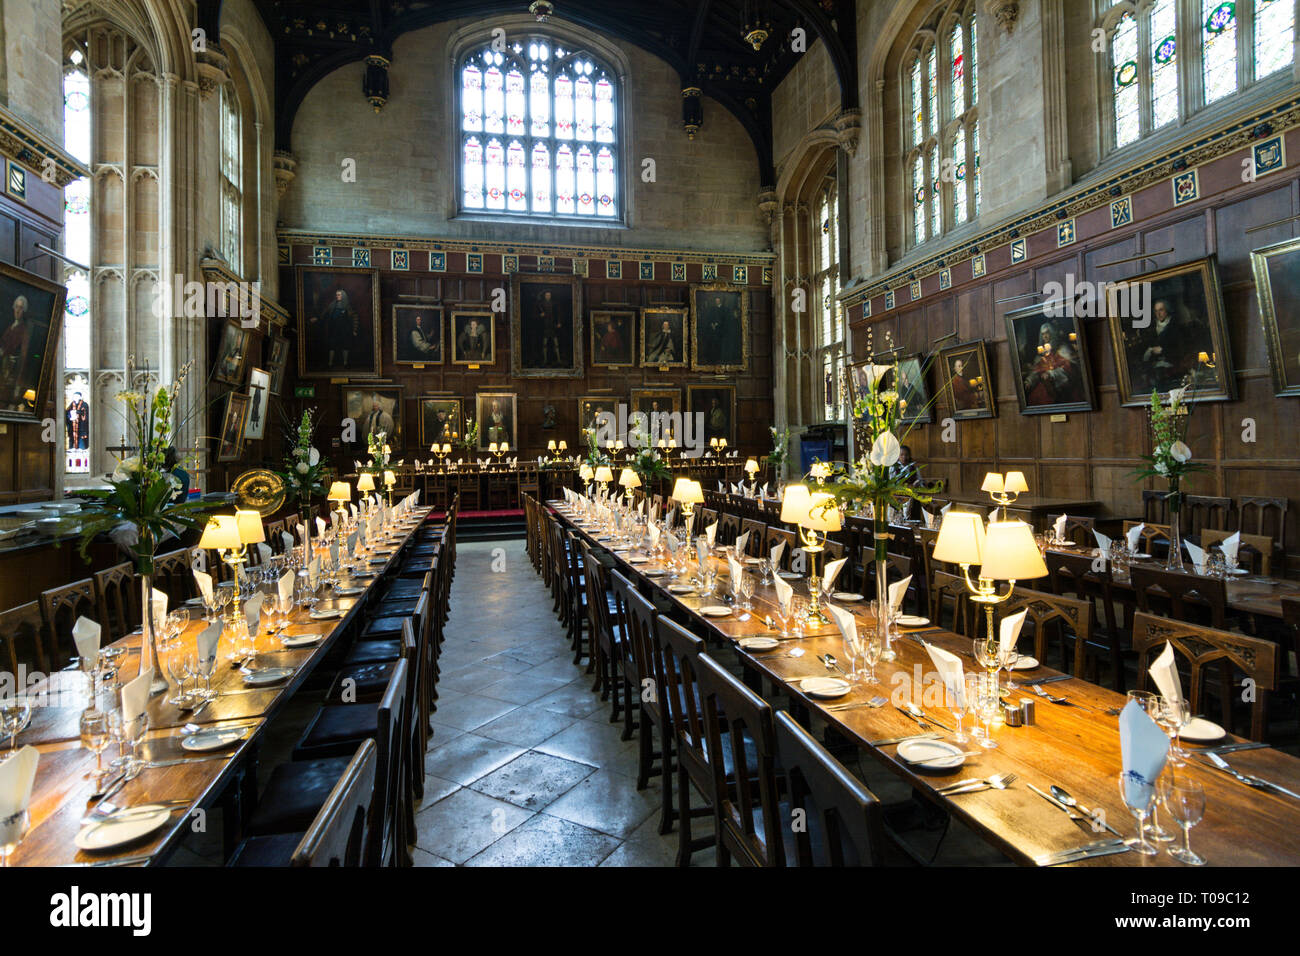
[681,87,703,139]
[363,54,390,112]
[742,0,772,51]
[529,1,554,21]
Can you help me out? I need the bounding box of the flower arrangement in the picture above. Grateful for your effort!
[582,426,610,467]
[458,417,479,453]
[1134,380,1202,569]
[768,425,791,474]
[628,433,670,484]
[279,409,330,508]
[366,430,390,471]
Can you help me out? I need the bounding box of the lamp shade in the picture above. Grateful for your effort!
[594,466,614,483]
[558,441,567,451]
[619,468,641,488]
[980,520,1048,581]
[980,472,1004,494]
[547,440,557,451]
[328,481,351,502]
[441,444,451,453]
[779,484,812,525]
[805,492,842,532]
[1004,471,1029,494]
[489,443,499,453]
[501,442,510,453]
[672,477,703,505]
[235,510,266,545]
[744,457,759,475]
[579,464,594,481]
[383,470,396,486]
[933,510,986,565]
[356,472,376,492]
[198,515,241,551]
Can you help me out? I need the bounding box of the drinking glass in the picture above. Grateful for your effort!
[1117,770,1160,855]
[0,807,29,867]
[1000,644,1021,690]
[975,675,1000,749]
[973,638,1001,698]
[1206,552,1226,579]
[165,608,190,642]
[195,636,218,702]
[757,558,772,587]
[774,596,793,638]
[948,677,969,743]
[1,697,32,752]
[80,708,111,787]
[739,571,755,611]
[120,712,149,775]
[1155,696,1191,767]
[1162,776,1207,865]
[1126,689,1159,715]
[859,635,882,684]
[165,638,197,708]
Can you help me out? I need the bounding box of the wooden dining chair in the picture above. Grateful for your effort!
[230,739,377,867]
[38,578,99,670]
[695,652,783,867]
[1122,520,1170,557]
[1281,597,1300,681]
[612,572,671,796]
[1044,514,1095,548]
[775,711,887,867]
[1132,612,1278,742]
[739,518,767,557]
[1200,528,1273,577]
[929,571,971,636]
[1238,495,1288,573]
[763,527,797,568]
[264,519,287,546]
[1142,489,1170,524]
[580,539,624,723]
[1129,565,1227,629]
[1183,495,1231,540]
[997,587,1093,677]
[716,512,741,548]
[655,616,717,866]
[0,601,54,676]
[1043,549,1128,690]
[93,561,140,642]
[153,547,199,605]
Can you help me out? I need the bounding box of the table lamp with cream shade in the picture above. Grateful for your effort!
[671,477,704,521]
[383,469,396,508]
[594,465,614,496]
[934,512,1048,657]
[618,467,640,504]
[356,472,376,496]
[199,512,260,621]
[780,484,842,625]
[579,462,594,495]
[547,440,557,455]
[328,480,351,526]
[982,470,1028,519]
[557,440,567,458]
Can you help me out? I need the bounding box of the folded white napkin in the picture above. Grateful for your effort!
[1119,699,1170,807]
[648,524,661,548]
[349,503,359,520]
[278,570,295,607]
[717,481,724,492]
[121,666,153,722]
[1000,607,1028,653]
[731,482,740,494]
[193,569,213,603]
[1054,514,1067,541]
[72,616,101,669]
[196,620,221,668]
[316,516,328,536]
[735,531,750,556]
[1093,529,1112,553]
[1150,641,1184,710]
[727,555,744,590]
[774,574,794,612]
[664,531,678,554]
[328,541,339,566]
[826,603,857,645]
[770,541,786,570]
[256,542,272,565]
[144,588,168,644]
[0,745,40,845]
[823,556,847,592]
[683,512,694,537]
[889,574,912,612]
[1184,539,1206,574]
[281,530,295,553]
[243,592,265,628]
[940,502,952,515]
[761,483,769,498]
[706,522,717,549]
[1127,523,1145,552]
[923,509,936,530]
[309,557,322,589]
[1221,531,1241,569]
[924,642,966,708]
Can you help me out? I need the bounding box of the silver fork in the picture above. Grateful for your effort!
[937,772,1017,795]
[1032,683,1095,713]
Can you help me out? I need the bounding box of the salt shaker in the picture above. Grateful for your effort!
[1021,699,1036,725]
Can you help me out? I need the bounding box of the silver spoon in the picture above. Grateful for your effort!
[1051,785,1122,836]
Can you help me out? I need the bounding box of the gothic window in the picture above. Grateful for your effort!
[63,52,92,475]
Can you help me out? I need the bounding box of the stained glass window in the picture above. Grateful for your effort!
[63,56,92,475]
[952,125,967,225]
[1203,0,1238,104]
[926,47,938,138]
[1255,0,1294,78]
[1112,12,1140,148]
[950,24,965,118]
[969,15,978,107]
[928,143,941,239]
[912,155,926,246]
[910,58,923,146]
[812,181,843,422]
[1150,0,1178,130]
[219,84,241,274]
[459,36,619,220]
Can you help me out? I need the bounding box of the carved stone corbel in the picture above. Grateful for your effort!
[194,43,230,100]
[833,108,862,157]
[273,150,297,198]
[985,0,1020,36]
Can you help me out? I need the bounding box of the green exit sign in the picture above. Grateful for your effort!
[294,386,316,398]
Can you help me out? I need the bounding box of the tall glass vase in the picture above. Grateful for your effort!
[138,570,165,695]
[1165,500,1185,572]
[873,502,896,662]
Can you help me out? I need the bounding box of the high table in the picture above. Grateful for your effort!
[930,492,1103,531]
[550,500,1300,866]
[6,507,433,867]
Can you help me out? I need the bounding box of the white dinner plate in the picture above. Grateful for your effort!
[897,738,965,770]
[743,557,762,565]
[351,571,377,579]
[75,808,175,851]
[1225,567,1249,576]
[799,677,851,699]
[627,556,649,564]
[700,605,732,617]
[309,608,343,621]
[643,569,668,577]
[369,557,389,564]
[738,636,779,652]
[1129,553,1153,560]
[242,666,293,687]
[896,615,930,627]
[335,586,364,596]
[668,585,694,595]
[832,592,864,602]
[778,571,801,579]
[181,728,248,751]
[280,633,322,649]
[1180,717,1226,742]
[183,597,206,607]
[1011,656,1039,670]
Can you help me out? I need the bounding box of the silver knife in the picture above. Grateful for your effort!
[1204,752,1300,800]
[869,732,941,747]
[1199,741,1270,756]
[64,854,154,867]
[1036,842,1132,866]
[146,753,236,768]
[1022,675,1071,686]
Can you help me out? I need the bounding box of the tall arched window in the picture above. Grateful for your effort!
[814,179,844,422]
[902,1,979,249]
[63,50,92,475]
[1102,0,1295,153]
[458,35,620,221]
[219,83,242,274]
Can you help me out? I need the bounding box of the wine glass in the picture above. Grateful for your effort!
[121,711,149,776]
[1162,776,1206,865]
[1155,696,1191,767]
[1117,770,1160,856]
[975,675,1000,749]
[756,557,772,587]
[79,708,111,787]
[948,676,970,743]
[739,571,755,611]
[165,638,197,708]
[1000,644,1021,690]
[276,590,296,631]
[774,594,793,638]
[859,635,882,684]
[195,635,218,702]
[0,698,32,753]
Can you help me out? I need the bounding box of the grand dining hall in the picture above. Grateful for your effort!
[1,0,1300,918]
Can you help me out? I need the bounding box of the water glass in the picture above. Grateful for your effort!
[756,558,772,587]
[1,698,32,752]
[859,635,882,684]
[1117,770,1160,856]
[1156,695,1191,767]
[79,708,111,787]
[739,571,755,611]
[948,677,970,744]
[975,675,1000,749]
[1000,644,1021,689]
[1161,776,1207,865]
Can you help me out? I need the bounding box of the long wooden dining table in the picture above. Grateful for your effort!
[5,507,433,867]
[550,500,1300,867]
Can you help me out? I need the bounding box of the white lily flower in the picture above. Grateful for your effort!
[868,430,901,467]
[296,462,309,474]
[1170,440,1192,463]
[308,447,320,466]
[1168,386,1187,407]
[863,364,893,390]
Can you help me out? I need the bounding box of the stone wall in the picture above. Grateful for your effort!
[281,20,768,254]
[2,0,63,143]
[771,38,838,176]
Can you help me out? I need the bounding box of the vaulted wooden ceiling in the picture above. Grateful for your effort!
[221,0,857,184]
